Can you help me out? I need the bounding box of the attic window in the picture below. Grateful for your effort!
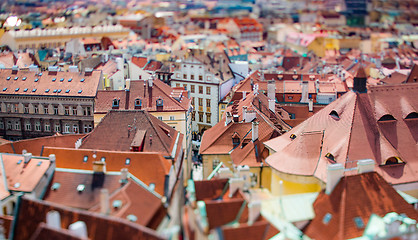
[290,134,296,140]
[58,89,62,93]
[6,77,10,80]
[78,90,82,94]
[156,98,163,107]
[112,99,119,108]
[60,78,64,82]
[83,156,88,162]
[22,77,27,81]
[325,153,335,162]
[15,88,19,92]
[378,114,396,122]
[51,182,61,191]
[32,89,37,92]
[354,217,365,229]
[329,110,340,120]
[39,73,43,76]
[80,78,85,82]
[125,158,131,165]
[24,88,28,92]
[52,78,56,82]
[384,156,403,166]
[45,89,50,93]
[77,184,85,192]
[2,88,6,91]
[65,90,70,93]
[405,112,418,119]
[14,77,18,80]
[322,213,332,224]
[35,78,39,82]
[53,89,57,93]
[68,78,72,82]
[127,214,137,222]
[134,98,142,108]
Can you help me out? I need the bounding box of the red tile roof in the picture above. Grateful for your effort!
[41,147,170,196]
[304,172,418,240]
[194,179,229,201]
[0,69,101,98]
[80,110,180,157]
[265,83,418,186]
[131,56,148,68]
[12,196,165,240]
[222,219,279,240]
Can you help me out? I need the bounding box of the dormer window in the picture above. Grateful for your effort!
[383,156,404,166]
[325,153,335,162]
[405,112,418,120]
[329,110,340,120]
[378,114,396,122]
[134,98,142,109]
[112,99,120,109]
[156,98,163,107]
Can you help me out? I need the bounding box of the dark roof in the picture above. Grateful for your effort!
[194,179,229,201]
[80,110,179,157]
[304,172,418,240]
[12,196,165,240]
[355,66,367,78]
[222,219,279,240]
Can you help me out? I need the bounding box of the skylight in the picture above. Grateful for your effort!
[57,89,62,93]
[68,78,72,82]
[77,184,85,192]
[2,88,6,91]
[52,78,56,82]
[65,90,70,93]
[354,217,364,228]
[127,214,137,222]
[22,77,27,80]
[14,77,18,80]
[83,156,88,162]
[23,88,28,92]
[60,78,64,82]
[6,76,10,80]
[113,200,122,209]
[51,182,61,191]
[35,78,39,82]
[17,159,22,164]
[32,89,37,92]
[15,88,19,92]
[80,78,85,82]
[45,89,50,93]
[125,158,131,165]
[78,90,82,94]
[53,89,57,93]
[37,161,42,166]
[322,213,332,224]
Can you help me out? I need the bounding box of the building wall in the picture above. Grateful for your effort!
[270,169,323,196]
[201,154,232,179]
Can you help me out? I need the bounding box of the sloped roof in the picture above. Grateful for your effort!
[380,71,407,85]
[42,147,170,196]
[80,110,179,157]
[222,219,279,240]
[265,83,418,185]
[194,178,229,201]
[406,64,418,83]
[304,172,418,240]
[12,196,165,240]
[131,56,148,68]
[0,69,101,98]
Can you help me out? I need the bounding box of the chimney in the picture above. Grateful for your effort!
[148,74,154,87]
[68,221,88,239]
[237,165,251,190]
[268,99,275,112]
[233,114,239,123]
[46,211,61,229]
[242,91,246,100]
[242,106,247,121]
[353,67,367,93]
[245,109,256,122]
[300,81,309,103]
[116,57,123,71]
[29,64,38,72]
[309,98,313,112]
[68,65,78,72]
[100,188,110,215]
[120,168,128,183]
[225,112,232,126]
[252,121,259,142]
[217,167,233,179]
[23,153,32,164]
[267,80,275,100]
[229,178,244,197]
[357,159,375,174]
[248,201,261,226]
[93,161,106,173]
[12,65,19,73]
[49,154,56,163]
[326,163,344,195]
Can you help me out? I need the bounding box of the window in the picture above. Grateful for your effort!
[198,98,203,106]
[206,99,211,108]
[176,83,180,87]
[191,74,195,80]
[206,113,211,124]
[83,124,92,133]
[191,97,195,106]
[83,107,91,116]
[206,87,211,95]
[55,124,61,133]
[0,121,3,129]
[134,98,142,109]
[34,105,38,114]
[199,112,203,122]
[45,122,50,132]
[170,116,175,120]
[183,74,187,79]
[53,106,59,115]
[354,217,365,229]
[199,86,203,94]
[156,98,163,107]
[25,122,31,131]
[288,96,293,100]
[112,99,119,108]
[199,75,203,81]
[158,116,163,120]
[15,121,20,130]
[13,104,18,113]
[35,121,41,131]
[125,158,131,165]
[72,107,77,115]
[378,114,396,122]
[7,121,12,130]
[323,213,332,224]
[213,159,220,170]
[73,124,79,133]
[24,105,29,114]
[64,106,70,115]
[191,111,196,121]
[64,124,70,133]
[191,85,195,93]
[44,105,49,114]
[83,156,88,162]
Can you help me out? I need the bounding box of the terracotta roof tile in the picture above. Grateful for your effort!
[12,196,165,240]
[42,147,170,196]
[80,110,179,157]
[222,219,279,240]
[0,69,101,98]
[194,179,229,201]
[131,56,148,68]
[304,172,418,240]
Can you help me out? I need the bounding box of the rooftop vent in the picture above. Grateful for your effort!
[51,182,61,191]
[77,184,85,192]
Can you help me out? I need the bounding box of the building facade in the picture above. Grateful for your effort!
[0,67,101,140]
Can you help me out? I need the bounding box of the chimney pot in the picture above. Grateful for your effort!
[252,121,259,142]
[357,159,375,174]
[120,168,129,183]
[23,153,32,164]
[248,201,261,226]
[326,163,344,194]
[49,154,56,162]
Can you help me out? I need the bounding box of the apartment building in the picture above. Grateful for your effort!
[0,67,101,140]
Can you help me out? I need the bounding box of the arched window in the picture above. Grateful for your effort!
[378,114,396,122]
[405,112,418,120]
